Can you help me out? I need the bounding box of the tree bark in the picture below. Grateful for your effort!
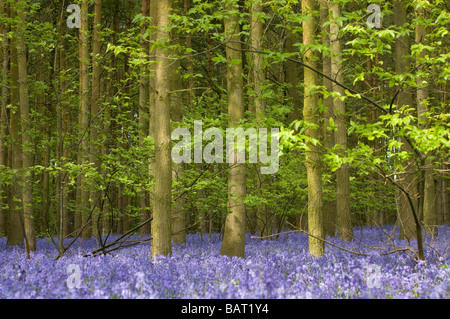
[250,0,271,237]
[320,0,336,238]
[285,30,301,124]
[170,33,186,245]
[151,0,173,258]
[220,0,247,258]
[7,10,24,247]
[16,2,36,253]
[394,0,419,240]
[415,6,436,236]
[302,0,324,257]
[78,0,91,240]
[329,3,352,241]
[138,0,151,236]
[147,0,158,238]
[0,0,8,236]
[90,0,102,237]
[55,3,70,252]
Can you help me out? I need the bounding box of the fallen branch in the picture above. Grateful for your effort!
[82,216,153,257]
[252,221,419,261]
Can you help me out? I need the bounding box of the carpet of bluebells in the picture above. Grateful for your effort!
[0,225,449,299]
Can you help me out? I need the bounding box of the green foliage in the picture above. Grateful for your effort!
[0,0,449,241]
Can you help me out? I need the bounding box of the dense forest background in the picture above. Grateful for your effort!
[0,0,449,260]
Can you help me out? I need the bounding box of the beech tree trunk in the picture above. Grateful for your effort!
[330,3,352,241]
[394,0,418,240]
[320,0,336,238]
[250,0,271,237]
[147,0,158,238]
[7,12,24,247]
[220,0,247,258]
[286,31,301,124]
[415,6,436,236]
[0,0,8,236]
[151,0,173,258]
[302,0,324,257]
[16,2,36,253]
[90,0,102,237]
[77,0,91,240]
[170,34,186,245]
[139,0,151,236]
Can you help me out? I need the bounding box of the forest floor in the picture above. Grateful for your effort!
[0,225,448,299]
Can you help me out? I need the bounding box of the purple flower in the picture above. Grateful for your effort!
[0,226,449,299]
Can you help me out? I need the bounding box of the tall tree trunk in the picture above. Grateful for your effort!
[320,0,336,238]
[184,0,195,108]
[330,3,352,241]
[149,0,158,141]
[139,0,151,236]
[78,0,91,239]
[302,0,324,257]
[0,0,8,236]
[37,44,50,238]
[250,0,271,237]
[286,31,301,124]
[16,2,35,253]
[220,0,247,258]
[394,0,418,240]
[415,6,436,236]
[56,0,74,239]
[147,0,158,238]
[7,13,24,247]
[151,0,173,258]
[442,161,449,224]
[56,4,68,253]
[443,85,449,224]
[101,0,120,236]
[90,0,102,237]
[170,34,186,245]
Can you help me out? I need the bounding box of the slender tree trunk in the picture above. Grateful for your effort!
[56,5,68,253]
[147,0,158,238]
[90,0,102,237]
[285,31,301,124]
[139,0,151,236]
[7,14,24,247]
[250,0,271,237]
[101,0,120,236]
[220,0,247,258]
[151,0,173,258]
[78,0,91,239]
[0,0,8,236]
[442,162,449,223]
[171,165,186,244]
[320,0,336,238]
[184,0,194,108]
[415,6,436,236]
[330,3,352,241]
[435,177,442,225]
[170,34,186,245]
[302,0,324,257]
[443,86,449,224]
[394,0,418,240]
[149,0,158,140]
[37,44,50,238]
[16,2,35,252]
[57,1,73,237]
